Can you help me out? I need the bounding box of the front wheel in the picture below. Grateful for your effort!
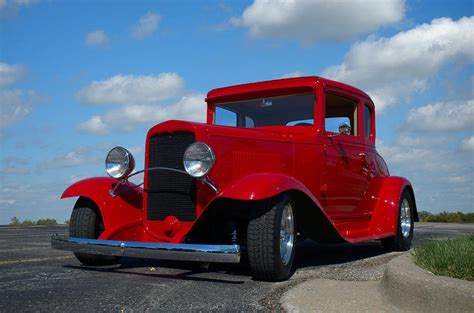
[247,194,296,281]
[381,190,414,251]
[69,203,120,266]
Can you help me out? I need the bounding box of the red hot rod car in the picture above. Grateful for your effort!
[52,76,418,281]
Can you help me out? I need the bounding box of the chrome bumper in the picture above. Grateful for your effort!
[51,234,241,263]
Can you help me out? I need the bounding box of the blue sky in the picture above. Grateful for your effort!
[0,0,473,224]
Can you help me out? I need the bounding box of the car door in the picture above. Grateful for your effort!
[319,88,371,218]
[356,101,379,216]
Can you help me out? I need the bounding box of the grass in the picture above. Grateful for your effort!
[413,234,474,281]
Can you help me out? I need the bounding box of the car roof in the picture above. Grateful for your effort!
[206,76,371,102]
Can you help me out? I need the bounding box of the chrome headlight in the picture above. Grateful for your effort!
[183,142,215,178]
[105,147,135,179]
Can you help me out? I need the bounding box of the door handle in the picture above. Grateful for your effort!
[358,152,369,165]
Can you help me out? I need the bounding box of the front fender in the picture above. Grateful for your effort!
[62,177,143,240]
[218,173,323,209]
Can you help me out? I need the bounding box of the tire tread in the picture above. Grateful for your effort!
[69,204,119,266]
[247,194,295,281]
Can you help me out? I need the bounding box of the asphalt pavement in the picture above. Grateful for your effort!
[0,223,472,312]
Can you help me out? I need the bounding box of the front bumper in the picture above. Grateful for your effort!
[51,234,241,263]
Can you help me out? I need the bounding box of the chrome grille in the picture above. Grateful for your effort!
[147,132,196,221]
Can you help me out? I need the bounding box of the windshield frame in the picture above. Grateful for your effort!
[209,88,317,128]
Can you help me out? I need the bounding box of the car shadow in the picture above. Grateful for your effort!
[293,239,386,269]
[63,239,386,282]
[64,261,246,284]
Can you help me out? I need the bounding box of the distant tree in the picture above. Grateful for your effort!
[418,211,473,223]
[21,219,36,226]
[36,218,58,225]
[9,216,21,226]
[418,211,432,222]
[9,217,63,226]
[463,213,474,223]
[64,219,70,225]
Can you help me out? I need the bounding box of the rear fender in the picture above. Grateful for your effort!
[363,176,418,239]
[62,177,143,240]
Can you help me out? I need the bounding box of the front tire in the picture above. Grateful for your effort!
[70,203,120,266]
[381,190,414,251]
[247,194,296,281]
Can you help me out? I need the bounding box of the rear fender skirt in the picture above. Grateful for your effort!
[62,177,143,240]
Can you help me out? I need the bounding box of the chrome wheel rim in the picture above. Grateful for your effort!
[400,199,412,238]
[280,202,295,266]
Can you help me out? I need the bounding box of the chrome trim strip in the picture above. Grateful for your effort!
[51,234,240,263]
[129,166,188,177]
[108,166,219,197]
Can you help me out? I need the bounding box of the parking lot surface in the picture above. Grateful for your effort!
[0,223,472,311]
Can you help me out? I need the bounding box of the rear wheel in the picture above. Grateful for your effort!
[381,190,414,251]
[247,194,296,281]
[69,203,120,266]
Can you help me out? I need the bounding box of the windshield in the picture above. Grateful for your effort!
[214,93,315,127]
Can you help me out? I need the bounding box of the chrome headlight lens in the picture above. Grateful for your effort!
[183,142,215,178]
[105,147,135,179]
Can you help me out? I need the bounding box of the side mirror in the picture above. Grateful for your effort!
[338,123,351,135]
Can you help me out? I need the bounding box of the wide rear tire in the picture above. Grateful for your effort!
[247,194,296,281]
[69,203,120,266]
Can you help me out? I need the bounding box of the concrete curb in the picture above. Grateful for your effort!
[382,253,474,313]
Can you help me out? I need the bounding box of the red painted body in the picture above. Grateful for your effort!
[62,76,417,245]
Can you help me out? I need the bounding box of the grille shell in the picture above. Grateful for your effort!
[147,132,196,221]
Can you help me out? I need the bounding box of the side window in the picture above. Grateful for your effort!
[364,104,372,138]
[325,93,358,136]
[245,116,255,128]
[286,119,313,126]
[215,107,237,126]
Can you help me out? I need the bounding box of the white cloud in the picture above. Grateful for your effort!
[128,146,143,155]
[231,0,404,43]
[77,116,108,135]
[280,71,304,79]
[79,94,206,134]
[0,89,44,129]
[68,175,88,184]
[43,151,94,169]
[0,0,39,19]
[85,30,110,47]
[323,17,474,110]
[377,137,473,212]
[0,167,30,175]
[0,180,76,225]
[462,136,474,152]
[0,155,30,175]
[0,62,26,87]
[392,134,453,147]
[76,73,184,105]
[0,199,16,205]
[41,144,113,169]
[130,12,160,40]
[378,140,456,172]
[406,100,474,132]
[77,72,204,135]
[448,175,470,183]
